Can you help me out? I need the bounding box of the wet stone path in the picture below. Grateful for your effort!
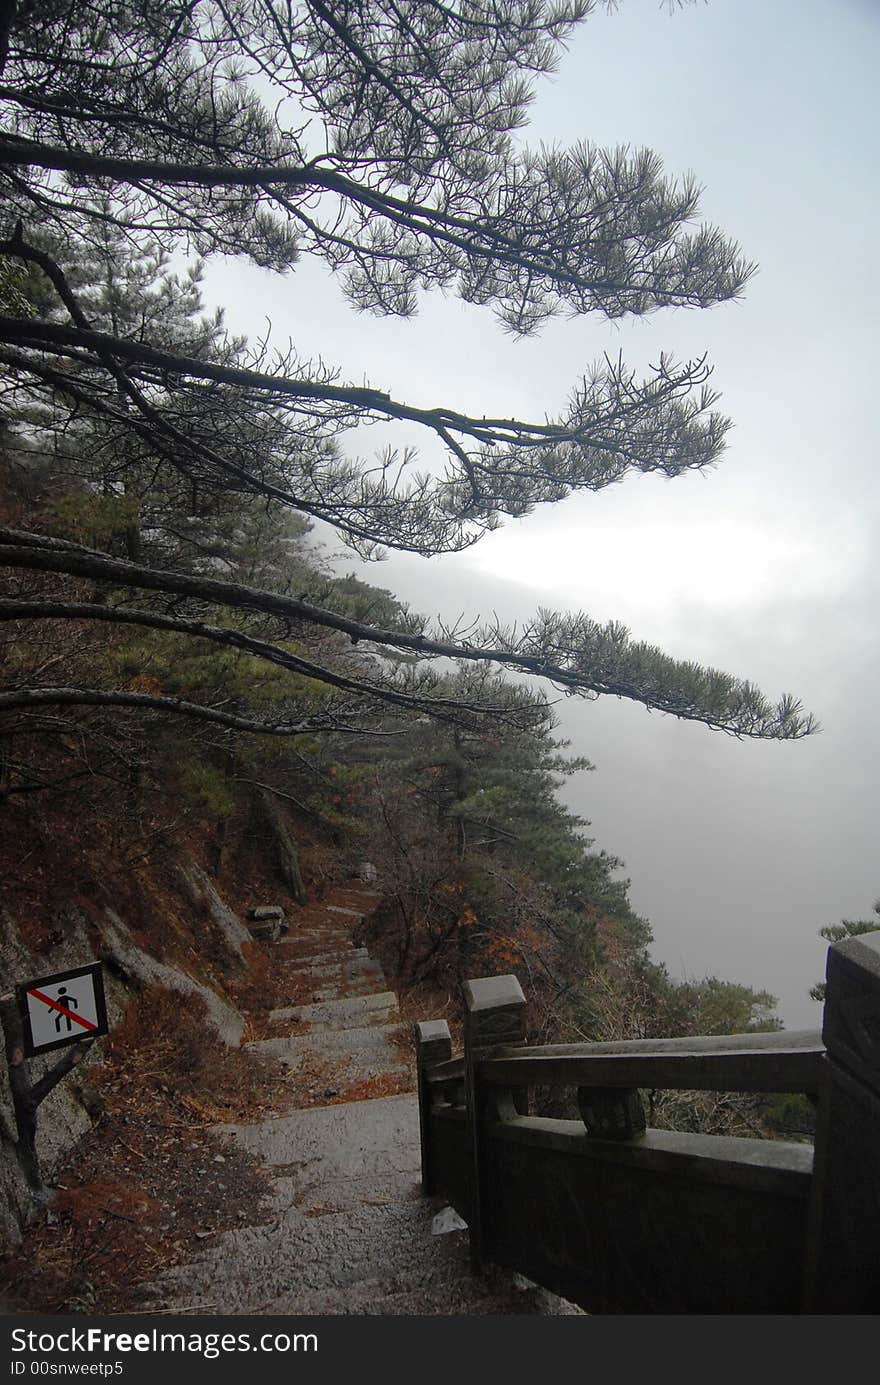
[145,886,580,1315]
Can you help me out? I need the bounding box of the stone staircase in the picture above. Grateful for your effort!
[146,885,580,1315]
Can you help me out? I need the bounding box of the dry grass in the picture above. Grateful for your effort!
[293,1068,413,1108]
[394,979,465,1054]
[106,983,284,1122]
[225,940,291,1020]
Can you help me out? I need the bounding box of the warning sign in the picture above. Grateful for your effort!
[16,962,108,1057]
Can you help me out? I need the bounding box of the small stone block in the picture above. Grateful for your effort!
[432,1205,468,1236]
[463,975,526,1015]
[248,919,282,942]
[830,929,880,982]
[822,930,880,1090]
[463,975,526,1047]
[415,1019,452,1067]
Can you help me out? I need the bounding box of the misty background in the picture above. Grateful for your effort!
[205,0,880,1029]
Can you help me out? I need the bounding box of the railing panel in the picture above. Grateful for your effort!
[425,1056,465,1083]
[427,1106,471,1221]
[480,1043,823,1095]
[494,1027,822,1060]
[483,1118,812,1314]
[415,961,880,1314]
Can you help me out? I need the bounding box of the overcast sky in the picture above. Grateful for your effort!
[206,0,880,1029]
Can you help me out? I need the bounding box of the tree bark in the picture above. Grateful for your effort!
[252,786,307,905]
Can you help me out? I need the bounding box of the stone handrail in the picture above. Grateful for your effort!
[480,1028,824,1095]
[415,931,880,1313]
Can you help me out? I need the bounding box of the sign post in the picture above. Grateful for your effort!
[0,961,108,1204]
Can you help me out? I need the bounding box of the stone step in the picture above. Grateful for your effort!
[276,947,369,969]
[280,940,354,959]
[220,1093,420,1213]
[270,991,400,1031]
[332,889,383,906]
[297,904,360,919]
[307,975,387,1002]
[148,1195,449,1314]
[261,1268,585,1316]
[298,958,385,984]
[273,963,386,1011]
[281,928,354,943]
[245,1022,410,1082]
[147,1188,581,1317]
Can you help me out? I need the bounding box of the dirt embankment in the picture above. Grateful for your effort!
[0,781,349,1302]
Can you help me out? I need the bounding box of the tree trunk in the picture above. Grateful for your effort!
[253,785,307,904]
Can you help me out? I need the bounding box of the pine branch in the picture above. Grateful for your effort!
[0,686,407,738]
[0,528,818,739]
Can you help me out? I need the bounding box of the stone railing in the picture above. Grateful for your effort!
[415,931,880,1313]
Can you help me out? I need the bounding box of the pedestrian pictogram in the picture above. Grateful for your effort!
[16,962,108,1056]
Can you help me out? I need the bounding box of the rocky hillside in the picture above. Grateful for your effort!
[1,833,587,1317]
[0,774,347,1261]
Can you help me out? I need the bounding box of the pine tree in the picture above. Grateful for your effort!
[351,666,643,1012]
[0,2,816,741]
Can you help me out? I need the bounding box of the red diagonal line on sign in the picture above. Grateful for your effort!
[28,987,98,1032]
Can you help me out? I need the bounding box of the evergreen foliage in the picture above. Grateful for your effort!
[0,0,816,740]
[0,5,801,1121]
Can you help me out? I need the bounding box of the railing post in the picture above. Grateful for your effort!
[463,974,527,1273]
[414,1019,451,1196]
[804,929,880,1312]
